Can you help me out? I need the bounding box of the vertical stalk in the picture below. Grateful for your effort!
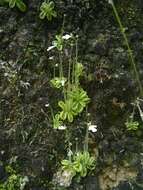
[53,66,55,78]
[59,49,67,101]
[84,125,89,152]
[59,15,66,79]
[75,137,78,153]
[75,37,78,86]
[59,52,63,78]
[49,105,55,124]
[72,37,78,85]
[110,1,143,97]
[68,46,73,94]
[66,128,72,161]
[58,14,65,79]
[84,109,91,152]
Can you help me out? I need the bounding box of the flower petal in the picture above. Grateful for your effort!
[47,45,55,52]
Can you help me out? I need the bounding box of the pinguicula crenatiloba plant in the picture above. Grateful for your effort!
[3,0,27,12]
[47,33,97,187]
[108,0,143,130]
[48,33,90,128]
[39,0,57,21]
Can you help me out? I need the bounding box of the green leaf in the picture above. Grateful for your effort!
[52,11,57,17]
[60,111,67,121]
[47,14,52,21]
[9,0,16,8]
[80,168,87,177]
[49,1,54,9]
[16,0,26,12]
[58,101,65,109]
[53,114,62,129]
[39,11,46,19]
[68,113,73,122]
[74,163,82,172]
[61,159,71,166]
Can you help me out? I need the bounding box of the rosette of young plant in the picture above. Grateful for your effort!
[68,87,90,114]
[4,0,27,12]
[61,151,95,183]
[125,119,139,131]
[52,81,90,128]
[125,98,143,131]
[58,99,77,123]
[53,64,90,126]
[52,114,63,129]
[39,0,57,21]
[50,77,67,89]
[53,35,64,51]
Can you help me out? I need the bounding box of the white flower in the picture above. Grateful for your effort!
[61,79,66,86]
[108,0,113,4]
[88,123,97,133]
[67,149,73,158]
[1,150,4,155]
[4,73,8,77]
[62,34,72,40]
[20,176,29,190]
[0,61,5,66]
[47,45,55,52]
[20,81,30,89]
[58,125,67,130]
[49,56,54,60]
[45,104,49,107]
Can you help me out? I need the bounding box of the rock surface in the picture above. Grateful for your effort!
[0,0,143,189]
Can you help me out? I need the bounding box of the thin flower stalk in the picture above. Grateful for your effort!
[109,0,143,97]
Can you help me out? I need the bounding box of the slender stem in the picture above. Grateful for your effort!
[84,109,90,152]
[63,86,67,101]
[61,14,65,36]
[72,59,75,85]
[53,66,55,78]
[68,46,73,93]
[110,1,143,97]
[75,37,78,63]
[65,128,72,161]
[49,105,55,122]
[84,125,89,152]
[72,37,78,85]
[59,52,63,78]
[75,138,78,153]
[68,142,72,162]
[75,38,78,86]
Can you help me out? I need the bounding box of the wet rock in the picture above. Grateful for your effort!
[136,168,143,184]
[87,34,109,56]
[99,165,137,190]
[31,188,46,190]
[69,183,84,190]
[84,176,100,190]
[0,164,6,180]
[0,1,143,190]
[113,181,133,190]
